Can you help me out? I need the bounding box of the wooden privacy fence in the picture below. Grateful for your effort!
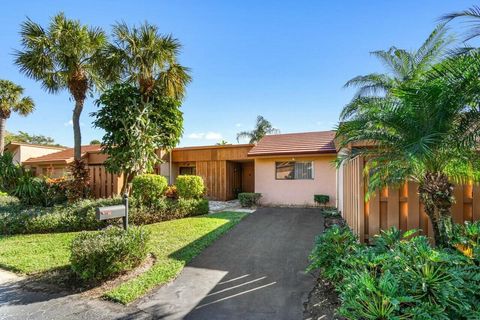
[87,165,123,199]
[342,156,480,242]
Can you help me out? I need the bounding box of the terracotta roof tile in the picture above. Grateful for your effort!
[248,131,336,157]
[23,145,102,164]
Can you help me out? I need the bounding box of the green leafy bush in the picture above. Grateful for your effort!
[129,198,209,225]
[0,197,123,235]
[238,192,262,207]
[314,194,329,206]
[132,174,168,207]
[308,225,480,319]
[70,226,150,282]
[0,152,20,192]
[175,175,205,199]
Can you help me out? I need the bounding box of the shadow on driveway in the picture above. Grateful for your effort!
[132,207,324,320]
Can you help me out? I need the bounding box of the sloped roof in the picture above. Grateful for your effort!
[248,131,337,157]
[23,145,102,164]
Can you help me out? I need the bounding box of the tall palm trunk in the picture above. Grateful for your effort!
[68,71,88,161]
[418,172,454,247]
[72,99,83,160]
[0,117,6,155]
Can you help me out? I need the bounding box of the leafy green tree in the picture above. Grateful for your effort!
[92,83,183,193]
[15,13,107,161]
[89,139,101,145]
[6,131,58,146]
[236,115,279,144]
[336,53,480,247]
[0,80,34,154]
[101,22,191,98]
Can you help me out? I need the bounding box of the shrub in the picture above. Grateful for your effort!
[307,225,480,319]
[129,198,209,225]
[132,174,168,206]
[175,175,205,199]
[307,225,359,282]
[238,192,262,207]
[70,226,150,282]
[314,194,329,206]
[164,185,179,200]
[65,160,90,202]
[0,152,20,192]
[0,197,123,235]
[12,169,42,205]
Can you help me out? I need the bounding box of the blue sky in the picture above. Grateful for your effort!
[0,1,475,147]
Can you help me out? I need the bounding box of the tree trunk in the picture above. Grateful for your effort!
[0,117,6,156]
[72,99,83,161]
[418,172,454,247]
[121,171,135,196]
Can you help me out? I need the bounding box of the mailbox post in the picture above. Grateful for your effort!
[123,194,129,230]
[96,194,129,230]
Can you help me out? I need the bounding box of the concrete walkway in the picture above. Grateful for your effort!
[0,208,323,320]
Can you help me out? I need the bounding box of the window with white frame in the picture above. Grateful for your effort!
[275,161,314,180]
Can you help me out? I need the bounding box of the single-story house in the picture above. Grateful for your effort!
[19,130,480,242]
[247,131,337,206]
[4,142,67,165]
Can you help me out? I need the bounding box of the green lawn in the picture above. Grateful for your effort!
[0,211,247,304]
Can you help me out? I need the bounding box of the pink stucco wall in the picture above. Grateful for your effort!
[254,155,337,206]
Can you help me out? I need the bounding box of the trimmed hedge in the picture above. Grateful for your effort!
[132,174,168,207]
[238,192,262,207]
[175,175,205,199]
[70,226,150,282]
[0,197,123,235]
[0,196,209,235]
[130,198,209,225]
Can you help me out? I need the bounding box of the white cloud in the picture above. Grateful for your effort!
[187,132,204,139]
[64,120,84,127]
[235,123,243,127]
[187,132,223,140]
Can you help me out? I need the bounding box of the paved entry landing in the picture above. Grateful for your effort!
[134,207,324,320]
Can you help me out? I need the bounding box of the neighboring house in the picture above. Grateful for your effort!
[4,142,66,165]
[23,145,123,198]
[247,131,337,206]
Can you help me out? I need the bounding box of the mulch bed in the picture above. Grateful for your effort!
[303,277,344,320]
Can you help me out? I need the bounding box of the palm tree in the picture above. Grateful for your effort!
[0,80,34,155]
[236,115,279,144]
[441,6,480,41]
[15,13,107,161]
[216,140,229,145]
[336,53,480,247]
[101,22,191,98]
[342,24,451,119]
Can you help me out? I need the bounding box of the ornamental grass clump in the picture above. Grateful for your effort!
[70,226,150,283]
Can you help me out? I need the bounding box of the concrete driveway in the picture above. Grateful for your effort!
[0,208,323,320]
[134,207,324,320]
